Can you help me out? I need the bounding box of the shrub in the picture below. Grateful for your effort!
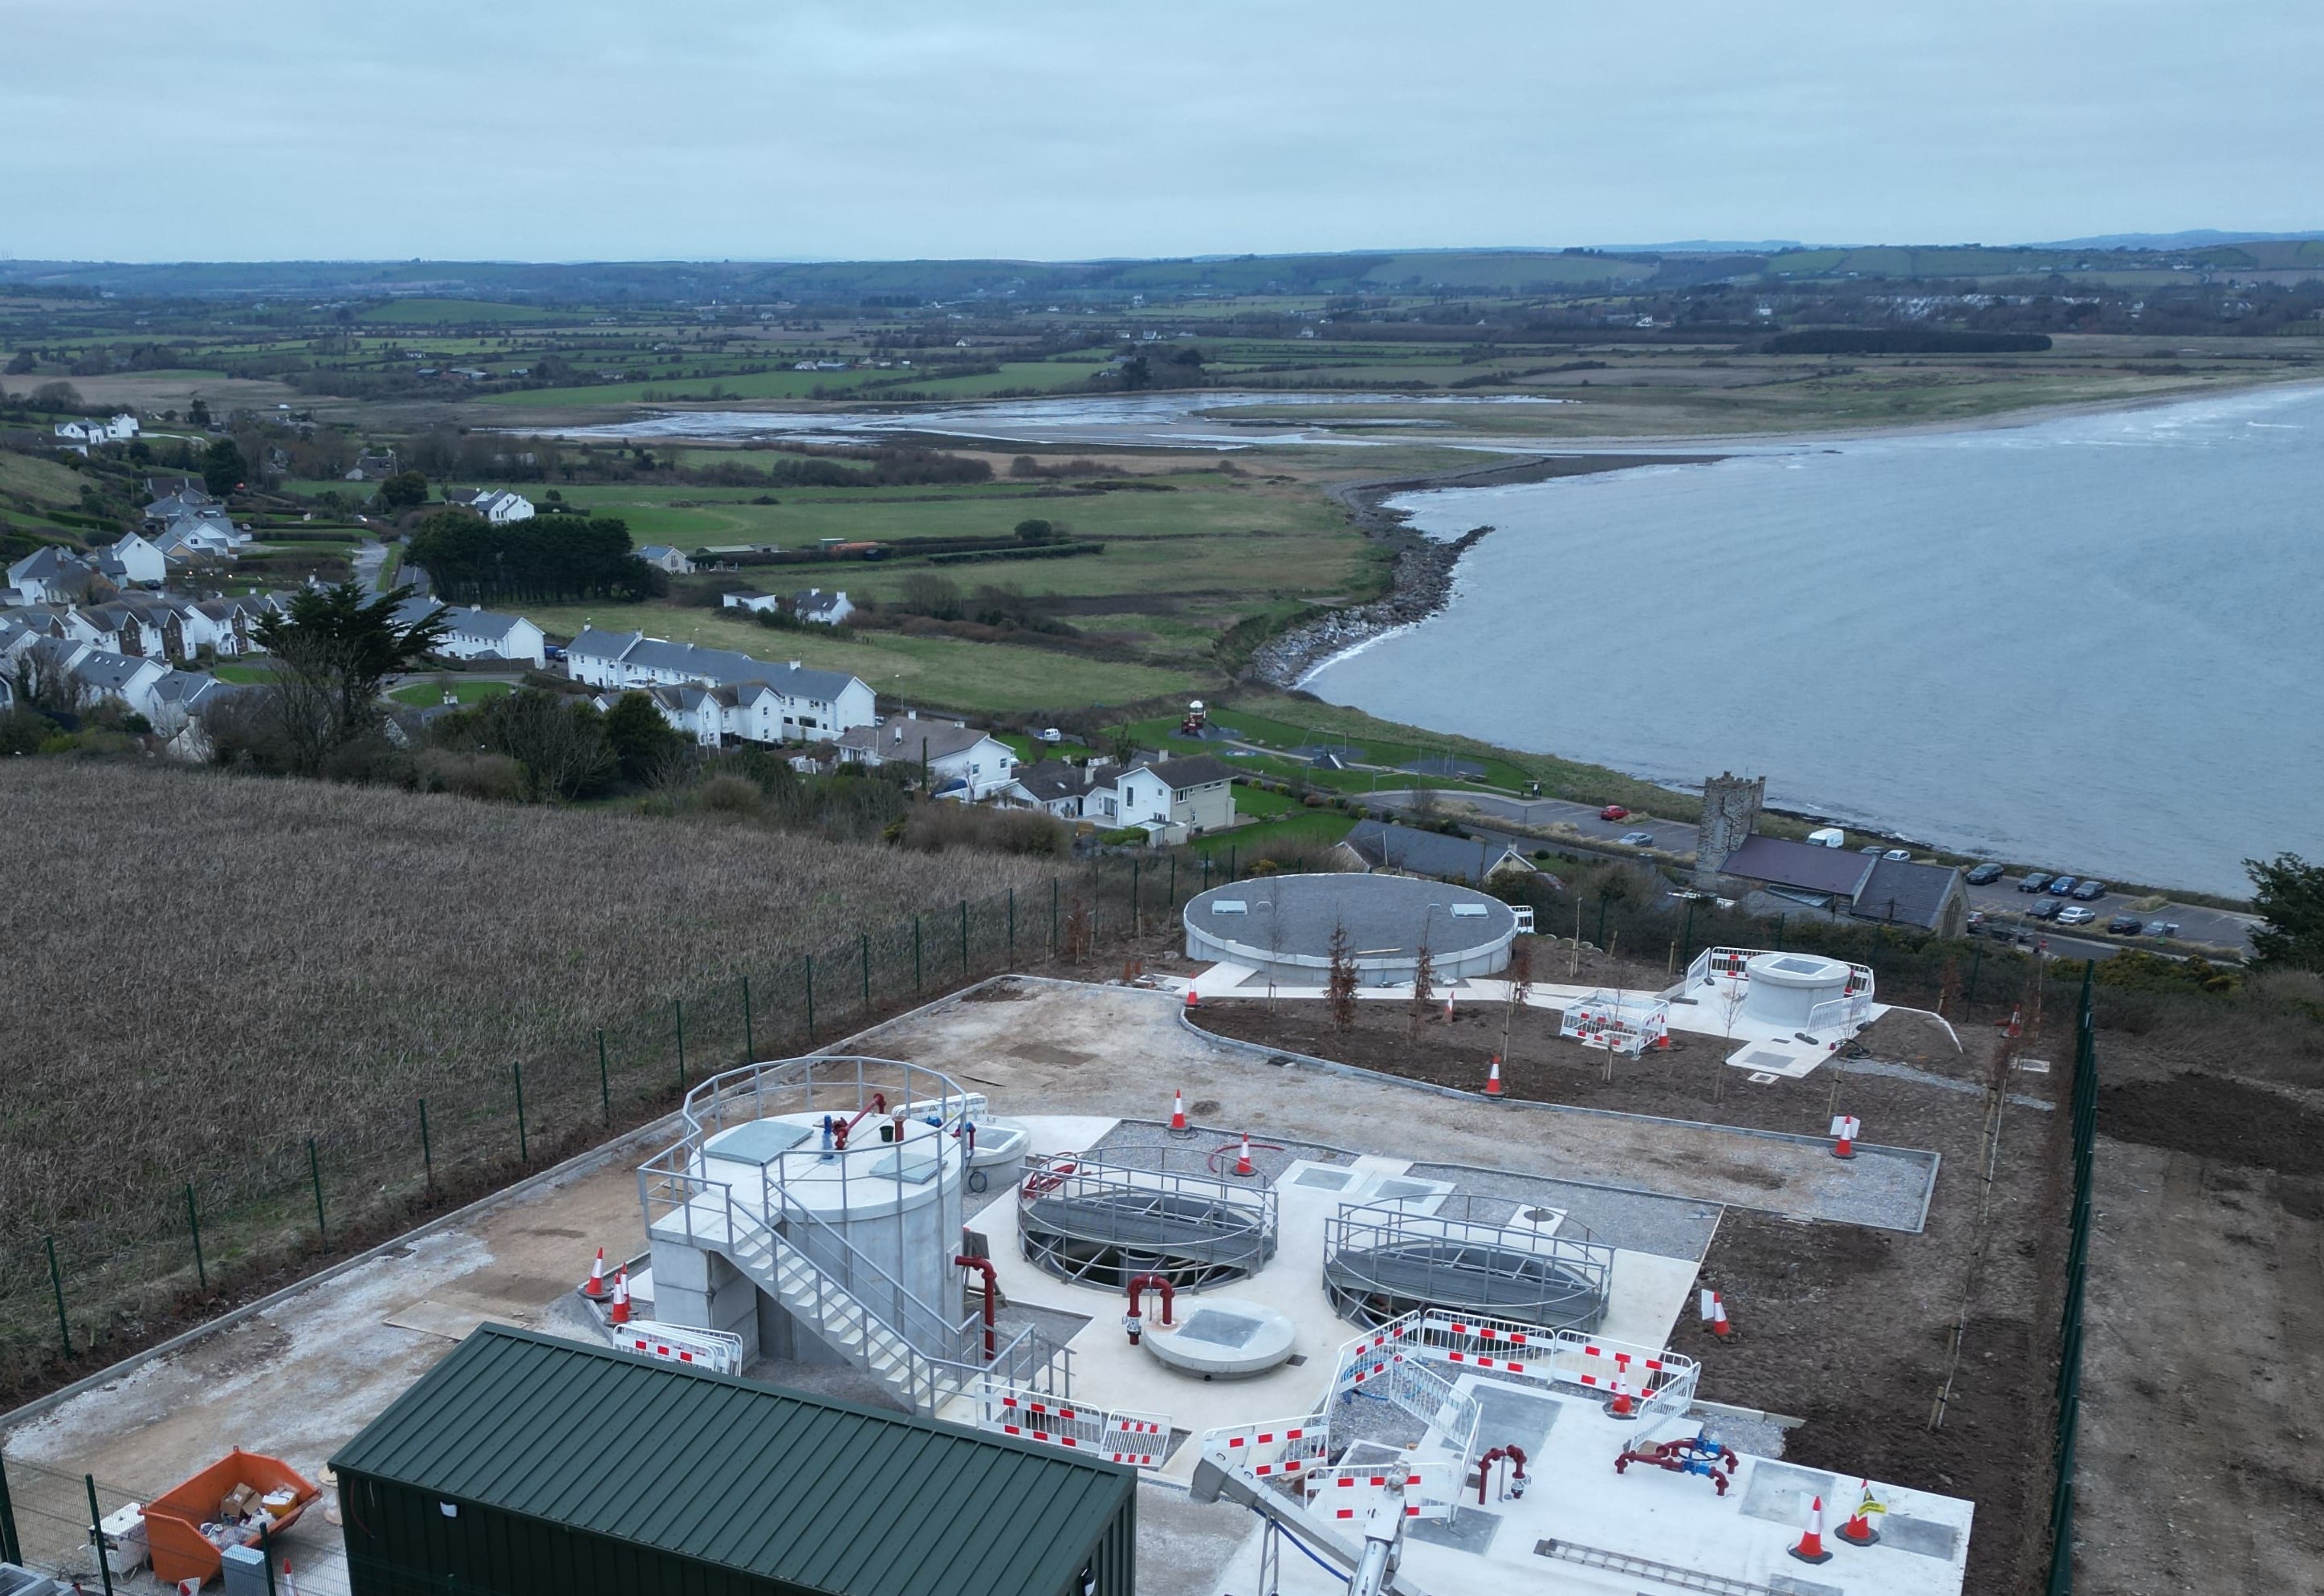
[411,748,525,800]
[696,773,763,815]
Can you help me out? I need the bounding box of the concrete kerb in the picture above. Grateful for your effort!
[1174,996,1943,1235]
[0,972,1031,1436]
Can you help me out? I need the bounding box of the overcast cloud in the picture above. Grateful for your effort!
[4,0,2318,262]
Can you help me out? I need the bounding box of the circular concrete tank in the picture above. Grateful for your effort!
[1183,873,1518,989]
[1142,1297,1297,1378]
[1740,952,1852,1028]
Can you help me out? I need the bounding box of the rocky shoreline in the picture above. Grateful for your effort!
[1245,451,1720,688]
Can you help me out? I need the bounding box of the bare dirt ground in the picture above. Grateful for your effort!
[2073,1055,2324,1594]
[1188,995,2064,1594]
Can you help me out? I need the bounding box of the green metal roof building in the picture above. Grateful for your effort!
[331,1326,1136,1596]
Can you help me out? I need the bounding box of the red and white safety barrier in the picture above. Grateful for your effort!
[617,1320,743,1375]
[981,1383,1174,1471]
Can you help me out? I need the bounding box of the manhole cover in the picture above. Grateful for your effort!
[1747,1071,1780,1085]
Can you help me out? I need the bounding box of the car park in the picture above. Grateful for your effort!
[2047,876,2078,896]
[2028,898,2063,920]
[1966,863,2005,885]
[2147,921,2180,939]
[2056,906,2098,926]
[1620,830,1655,847]
[2070,880,2106,901]
[2019,873,2052,893]
[2106,915,2143,935]
[1599,805,1630,821]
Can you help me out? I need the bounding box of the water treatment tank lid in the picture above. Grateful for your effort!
[703,1120,815,1166]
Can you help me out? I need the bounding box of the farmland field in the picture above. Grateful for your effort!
[0,760,1069,1390]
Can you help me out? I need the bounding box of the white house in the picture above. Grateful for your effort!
[718,588,852,625]
[637,545,695,575]
[149,512,249,562]
[110,532,169,587]
[564,629,873,745]
[6,547,98,605]
[833,714,1019,800]
[393,596,546,667]
[447,488,536,524]
[1083,754,1237,836]
[60,645,170,718]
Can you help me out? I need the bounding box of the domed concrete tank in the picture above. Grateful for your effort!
[1741,951,1852,1028]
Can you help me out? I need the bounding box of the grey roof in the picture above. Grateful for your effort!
[1717,833,1877,898]
[8,546,90,583]
[151,670,233,712]
[1013,759,1091,803]
[70,648,158,694]
[1141,753,1235,789]
[621,636,859,699]
[636,543,680,558]
[1341,819,1532,886]
[1184,870,1516,963]
[840,718,1003,763]
[330,1325,1132,1596]
[1852,857,1965,930]
[567,625,645,661]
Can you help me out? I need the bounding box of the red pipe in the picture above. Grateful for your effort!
[1478,1444,1528,1504]
[954,1255,998,1359]
[1125,1273,1175,1343]
[832,1093,889,1150]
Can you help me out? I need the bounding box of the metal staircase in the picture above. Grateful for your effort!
[637,1054,1068,1420]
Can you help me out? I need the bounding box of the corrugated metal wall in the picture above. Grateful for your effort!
[340,1469,1138,1596]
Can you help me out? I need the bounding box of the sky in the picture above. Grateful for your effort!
[5,0,2320,263]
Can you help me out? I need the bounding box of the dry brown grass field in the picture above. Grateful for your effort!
[0,761,1065,1390]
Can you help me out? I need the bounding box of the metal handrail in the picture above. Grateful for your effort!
[1324,1194,1613,1332]
[1017,1147,1279,1288]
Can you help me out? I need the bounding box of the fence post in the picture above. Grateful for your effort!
[674,999,686,1095]
[1007,887,1015,967]
[0,1450,20,1566]
[1968,943,1984,1006]
[1169,854,1177,908]
[44,1236,71,1358]
[86,1473,116,1596]
[1203,853,1211,893]
[804,954,816,1045]
[308,1138,328,1249]
[1596,896,1610,947]
[597,1031,612,1126]
[185,1183,208,1292]
[512,1062,529,1166]
[914,915,923,992]
[959,899,970,976]
[1132,858,1141,935]
[1051,878,1059,950]
[1775,913,1786,951]
[1229,845,1238,883]
[1680,900,1695,959]
[743,976,755,1065]
[260,1521,277,1596]
[861,932,871,1011]
[420,1098,435,1196]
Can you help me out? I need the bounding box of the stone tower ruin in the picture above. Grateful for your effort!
[1694,772,1764,887]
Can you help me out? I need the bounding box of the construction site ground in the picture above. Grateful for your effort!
[2071,1044,2324,1595]
[5,972,2066,1596]
[1186,989,2064,1594]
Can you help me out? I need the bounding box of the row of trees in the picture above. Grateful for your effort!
[408,511,659,604]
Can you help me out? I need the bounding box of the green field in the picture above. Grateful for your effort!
[389,679,515,706]
[1191,810,1356,859]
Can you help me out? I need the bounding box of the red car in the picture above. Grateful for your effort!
[1599,805,1630,821]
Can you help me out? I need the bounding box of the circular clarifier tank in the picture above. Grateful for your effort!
[1741,951,1854,1028]
[1142,1297,1297,1378]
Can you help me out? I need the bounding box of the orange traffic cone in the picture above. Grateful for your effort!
[1170,1089,1190,1134]
[1654,1031,1671,1051]
[581,1247,611,1301]
[1789,1495,1834,1565]
[1606,1377,1636,1420]
[2005,1004,2022,1038]
[1837,1480,1882,1546]
[1184,986,1200,1009]
[1711,1293,1732,1340]
[1832,1115,1859,1162]
[1484,1055,1505,1099]
[1443,994,1455,1023]
[1234,1133,1256,1178]
[279,1562,298,1596]
[610,1267,631,1325]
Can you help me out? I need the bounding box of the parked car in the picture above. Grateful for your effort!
[2106,916,2143,935]
[1882,848,1912,861]
[1620,830,1655,847]
[1965,862,2005,885]
[2056,906,2098,926]
[1859,845,1884,856]
[2018,873,2052,894]
[2047,876,2078,896]
[1599,804,1630,821]
[2147,921,2181,939]
[2070,880,2106,901]
[1965,910,1987,933]
[2028,898,2064,920]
